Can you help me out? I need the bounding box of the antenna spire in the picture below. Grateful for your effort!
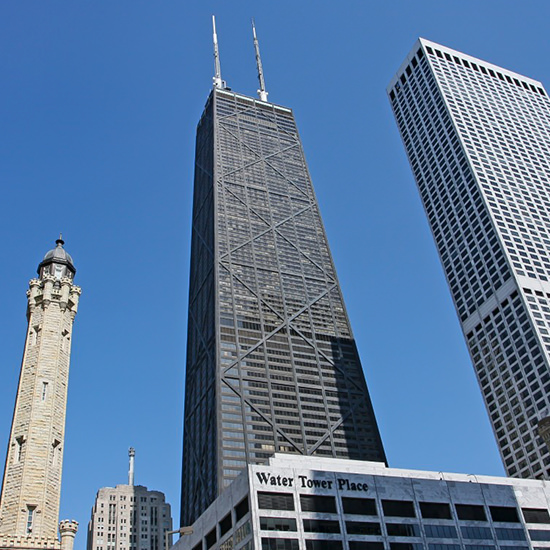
[252,19,268,102]
[128,447,135,486]
[212,15,224,89]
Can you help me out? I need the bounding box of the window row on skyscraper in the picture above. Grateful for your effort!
[390,45,546,101]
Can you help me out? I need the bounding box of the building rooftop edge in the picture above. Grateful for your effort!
[213,87,293,113]
[387,37,544,92]
[177,454,550,544]
[263,453,550,488]
[95,483,167,494]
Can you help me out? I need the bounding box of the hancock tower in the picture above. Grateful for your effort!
[0,238,81,550]
[389,39,550,480]
[181,20,386,525]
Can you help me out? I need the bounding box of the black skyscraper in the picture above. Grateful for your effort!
[181,25,385,525]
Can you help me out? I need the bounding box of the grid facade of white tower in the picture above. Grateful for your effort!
[86,485,172,550]
[388,39,550,480]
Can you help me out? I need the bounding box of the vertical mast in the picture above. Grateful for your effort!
[212,15,224,89]
[128,447,135,486]
[252,19,268,101]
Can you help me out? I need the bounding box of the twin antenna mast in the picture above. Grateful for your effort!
[211,15,224,89]
[252,19,268,101]
[211,15,269,101]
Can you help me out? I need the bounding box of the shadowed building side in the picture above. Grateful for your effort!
[181,27,386,523]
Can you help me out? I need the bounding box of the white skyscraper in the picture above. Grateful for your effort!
[388,39,550,479]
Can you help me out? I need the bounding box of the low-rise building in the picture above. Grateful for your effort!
[173,454,550,550]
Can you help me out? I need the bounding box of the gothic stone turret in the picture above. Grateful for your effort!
[0,238,81,549]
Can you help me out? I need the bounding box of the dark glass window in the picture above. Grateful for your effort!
[219,513,232,536]
[300,495,336,513]
[522,508,550,523]
[382,500,416,518]
[490,506,520,523]
[349,543,384,550]
[424,524,457,538]
[305,541,342,550]
[345,521,381,535]
[461,526,492,540]
[303,519,340,534]
[205,528,216,549]
[260,517,297,532]
[258,492,294,511]
[420,502,452,519]
[456,504,487,521]
[529,529,550,541]
[235,497,249,521]
[428,545,461,550]
[389,544,423,550]
[386,524,420,537]
[342,497,377,516]
[262,538,299,550]
[494,527,526,541]
[192,543,202,550]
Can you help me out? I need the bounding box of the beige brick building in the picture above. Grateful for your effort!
[0,238,81,550]
[87,450,172,550]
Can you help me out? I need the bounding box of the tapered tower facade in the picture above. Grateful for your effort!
[181,27,386,524]
[0,238,81,548]
[389,39,550,480]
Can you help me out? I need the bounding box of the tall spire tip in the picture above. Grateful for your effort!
[212,15,225,89]
[251,19,268,102]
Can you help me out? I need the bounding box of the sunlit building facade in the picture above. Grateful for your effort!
[174,454,550,550]
[389,38,550,479]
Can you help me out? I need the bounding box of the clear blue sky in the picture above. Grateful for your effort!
[1,1,549,547]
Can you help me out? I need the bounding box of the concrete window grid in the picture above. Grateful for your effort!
[192,500,252,550]
[388,39,550,480]
[88,489,171,550]
[429,56,550,286]
[391,53,509,322]
[465,292,549,477]
[416,48,550,294]
[249,488,539,550]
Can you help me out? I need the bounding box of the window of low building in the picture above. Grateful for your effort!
[522,508,550,524]
[302,519,340,533]
[382,500,416,518]
[456,504,487,522]
[420,502,452,519]
[259,517,297,532]
[342,497,377,516]
[258,492,294,511]
[300,495,337,513]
